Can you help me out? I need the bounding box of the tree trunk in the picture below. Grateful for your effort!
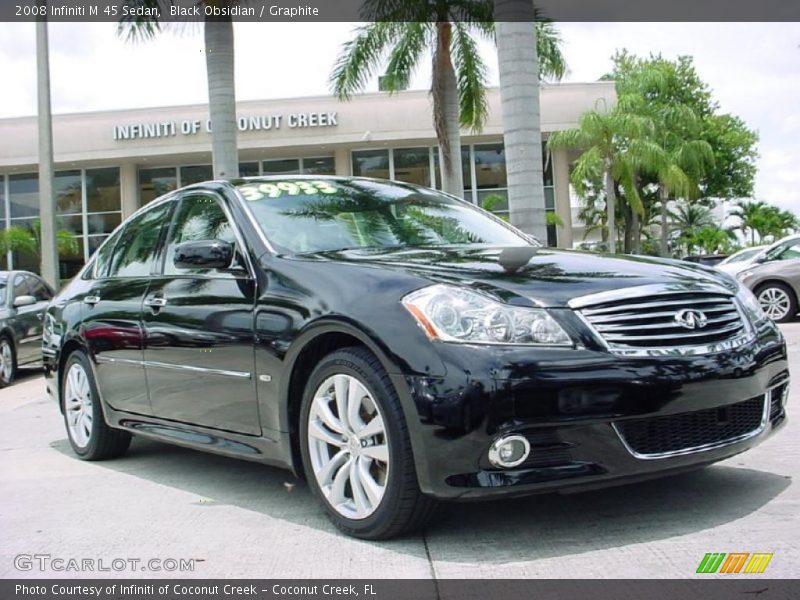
[631,209,641,254]
[432,22,464,197]
[494,9,547,242]
[205,13,239,179]
[659,186,669,256]
[622,202,633,254]
[604,165,616,254]
[36,16,59,288]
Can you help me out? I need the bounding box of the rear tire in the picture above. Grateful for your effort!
[756,282,797,323]
[299,346,437,539]
[62,350,131,460]
[0,336,16,387]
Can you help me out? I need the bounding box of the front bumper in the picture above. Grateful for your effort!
[395,321,789,500]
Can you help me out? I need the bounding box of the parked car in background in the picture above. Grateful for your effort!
[43,177,789,539]
[0,271,54,386]
[684,254,728,267]
[717,245,768,275]
[737,236,800,322]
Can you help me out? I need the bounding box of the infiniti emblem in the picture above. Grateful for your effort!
[674,309,708,330]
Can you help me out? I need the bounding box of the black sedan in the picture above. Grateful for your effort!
[43,177,789,539]
[0,270,53,386]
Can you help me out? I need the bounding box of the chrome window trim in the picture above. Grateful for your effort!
[95,356,251,380]
[612,382,786,460]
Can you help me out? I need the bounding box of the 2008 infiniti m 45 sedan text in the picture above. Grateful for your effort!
[43,176,789,539]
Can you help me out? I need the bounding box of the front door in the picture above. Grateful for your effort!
[81,200,174,415]
[9,273,45,364]
[143,192,260,435]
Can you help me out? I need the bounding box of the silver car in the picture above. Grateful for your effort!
[737,236,800,322]
[0,271,54,386]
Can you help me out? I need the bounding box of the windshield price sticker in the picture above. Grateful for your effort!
[239,180,338,201]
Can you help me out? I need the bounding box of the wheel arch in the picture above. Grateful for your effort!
[56,336,91,412]
[280,319,406,478]
[754,278,799,302]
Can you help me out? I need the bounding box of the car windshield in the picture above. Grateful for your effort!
[0,276,6,304]
[236,178,533,254]
[722,247,763,264]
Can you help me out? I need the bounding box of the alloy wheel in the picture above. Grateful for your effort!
[758,287,791,321]
[307,374,389,520]
[0,340,12,382]
[64,363,93,448]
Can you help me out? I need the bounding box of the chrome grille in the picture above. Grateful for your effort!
[579,291,746,352]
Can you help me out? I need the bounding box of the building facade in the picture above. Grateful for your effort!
[0,82,615,279]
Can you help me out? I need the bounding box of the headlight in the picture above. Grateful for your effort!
[402,284,572,346]
[736,284,766,323]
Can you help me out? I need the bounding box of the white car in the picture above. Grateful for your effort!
[716,245,768,275]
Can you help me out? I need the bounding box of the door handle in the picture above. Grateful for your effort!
[144,296,168,308]
[83,295,100,305]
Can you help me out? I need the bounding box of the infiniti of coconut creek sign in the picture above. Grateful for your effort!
[112,111,338,141]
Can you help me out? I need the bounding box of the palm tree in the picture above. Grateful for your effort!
[730,200,768,245]
[35,18,59,288]
[548,104,648,253]
[118,1,239,178]
[330,3,566,198]
[669,203,715,254]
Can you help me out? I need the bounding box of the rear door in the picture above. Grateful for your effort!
[81,200,174,415]
[19,274,53,365]
[142,192,259,434]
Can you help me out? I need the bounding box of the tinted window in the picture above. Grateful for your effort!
[107,202,172,278]
[777,240,800,261]
[237,179,530,254]
[26,275,52,301]
[164,195,236,275]
[91,228,124,279]
[0,276,7,304]
[13,274,29,299]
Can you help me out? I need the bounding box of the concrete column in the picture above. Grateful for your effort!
[334,147,351,176]
[552,148,573,249]
[119,162,139,219]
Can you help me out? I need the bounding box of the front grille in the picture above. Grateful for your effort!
[579,291,746,351]
[615,395,765,457]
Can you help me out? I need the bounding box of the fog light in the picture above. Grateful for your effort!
[488,435,530,469]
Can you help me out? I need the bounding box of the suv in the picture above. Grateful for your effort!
[44,177,789,539]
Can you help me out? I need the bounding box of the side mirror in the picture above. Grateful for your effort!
[13,295,36,308]
[174,239,234,270]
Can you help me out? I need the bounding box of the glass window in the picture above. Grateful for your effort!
[263,159,300,175]
[302,157,335,176]
[9,219,38,274]
[775,240,800,261]
[12,273,29,299]
[0,274,7,304]
[352,150,390,180]
[180,165,213,186]
[0,175,5,220]
[86,168,121,213]
[9,173,39,219]
[92,228,123,279]
[107,202,173,278]
[164,195,236,275]
[238,178,531,255]
[58,214,83,236]
[393,148,431,187]
[139,167,177,205]
[26,275,52,301]
[86,212,121,235]
[55,170,82,215]
[473,144,507,190]
[239,162,259,177]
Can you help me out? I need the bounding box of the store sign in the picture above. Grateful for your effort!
[112,112,338,141]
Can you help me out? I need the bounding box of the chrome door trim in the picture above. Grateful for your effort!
[96,356,251,380]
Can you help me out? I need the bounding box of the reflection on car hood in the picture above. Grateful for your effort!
[306,246,735,307]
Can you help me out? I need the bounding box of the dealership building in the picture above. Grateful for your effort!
[0,81,615,279]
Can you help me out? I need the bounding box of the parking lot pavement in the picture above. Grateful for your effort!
[1,326,798,580]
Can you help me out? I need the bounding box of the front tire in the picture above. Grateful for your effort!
[62,350,131,460]
[0,336,16,387]
[756,283,797,323]
[299,347,437,539]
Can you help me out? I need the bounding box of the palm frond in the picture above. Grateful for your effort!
[452,22,489,131]
[330,22,400,100]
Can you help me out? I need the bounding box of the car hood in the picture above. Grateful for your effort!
[304,246,737,307]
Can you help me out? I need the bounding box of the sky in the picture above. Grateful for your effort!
[0,21,797,212]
